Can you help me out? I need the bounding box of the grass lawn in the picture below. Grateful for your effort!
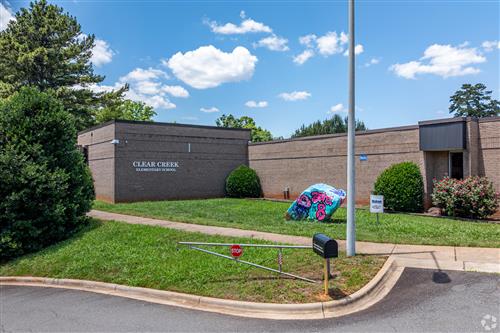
[94,199,500,248]
[0,219,386,303]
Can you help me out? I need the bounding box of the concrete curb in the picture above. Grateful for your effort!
[0,258,403,320]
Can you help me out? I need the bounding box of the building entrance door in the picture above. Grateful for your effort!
[449,152,463,179]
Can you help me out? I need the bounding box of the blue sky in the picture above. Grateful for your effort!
[2,0,499,137]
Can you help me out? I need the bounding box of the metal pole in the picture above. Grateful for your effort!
[346,0,356,257]
[188,245,317,283]
[324,259,329,295]
[178,242,311,249]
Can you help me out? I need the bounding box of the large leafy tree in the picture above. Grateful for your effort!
[215,114,273,142]
[449,83,499,118]
[292,114,367,138]
[0,0,126,130]
[94,100,156,123]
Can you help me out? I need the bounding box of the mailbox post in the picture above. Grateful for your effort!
[313,233,339,295]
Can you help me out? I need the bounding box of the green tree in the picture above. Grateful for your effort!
[0,87,94,259]
[449,83,499,118]
[292,114,367,138]
[0,0,126,130]
[215,114,273,142]
[94,100,156,123]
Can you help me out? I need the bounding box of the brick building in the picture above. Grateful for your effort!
[79,116,499,207]
[249,116,500,207]
[78,120,250,203]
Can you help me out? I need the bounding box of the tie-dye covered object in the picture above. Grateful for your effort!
[286,184,346,221]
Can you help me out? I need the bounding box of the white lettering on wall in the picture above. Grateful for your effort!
[132,161,180,172]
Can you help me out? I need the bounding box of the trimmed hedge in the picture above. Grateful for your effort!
[0,88,94,260]
[225,165,262,198]
[374,162,424,212]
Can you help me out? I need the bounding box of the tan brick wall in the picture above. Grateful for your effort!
[77,123,115,202]
[479,118,500,193]
[249,127,425,205]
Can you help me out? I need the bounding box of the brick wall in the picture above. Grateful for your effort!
[249,126,425,205]
[478,117,500,193]
[77,123,115,202]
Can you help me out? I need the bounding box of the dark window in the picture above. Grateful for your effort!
[450,152,463,179]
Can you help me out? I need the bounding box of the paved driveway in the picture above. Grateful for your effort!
[1,268,499,332]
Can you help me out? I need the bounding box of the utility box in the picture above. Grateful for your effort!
[312,233,338,259]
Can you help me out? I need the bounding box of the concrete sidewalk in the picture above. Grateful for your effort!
[89,210,500,273]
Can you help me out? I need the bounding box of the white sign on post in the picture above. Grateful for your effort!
[370,195,384,213]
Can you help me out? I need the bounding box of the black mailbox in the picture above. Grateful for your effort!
[312,233,338,259]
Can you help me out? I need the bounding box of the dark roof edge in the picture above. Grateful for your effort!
[250,124,419,146]
[478,115,500,123]
[418,116,467,126]
[78,119,252,135]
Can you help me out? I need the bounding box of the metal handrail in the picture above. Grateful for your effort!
[178,242,311,249]
[177,241,317,283]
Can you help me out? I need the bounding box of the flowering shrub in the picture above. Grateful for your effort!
[432,176,499,219]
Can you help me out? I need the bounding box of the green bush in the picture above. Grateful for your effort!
[0,87,94,260]
[432,176,499,219]
[225,165,262,198]
[374,162,424,212]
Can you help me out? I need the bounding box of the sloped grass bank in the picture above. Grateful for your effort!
[94,199,500,248]
[0,220,385,303]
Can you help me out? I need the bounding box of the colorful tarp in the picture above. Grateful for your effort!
[285,184,346,222]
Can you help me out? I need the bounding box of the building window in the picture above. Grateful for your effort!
[449,152,463,179]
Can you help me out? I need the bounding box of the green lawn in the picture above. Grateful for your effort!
[94,199,500,248]
[0,220,385,303]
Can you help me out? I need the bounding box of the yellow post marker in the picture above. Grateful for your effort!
[324,259,329,296]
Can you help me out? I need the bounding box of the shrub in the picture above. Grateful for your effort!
[374,162,424,212]
[0,87,95,260]
[225,165,262,198]
[432,176,499,219]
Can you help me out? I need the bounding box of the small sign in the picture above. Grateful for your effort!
[230,244,243,258]
[360,154,368,161]
[132,160,179,172]
[370,195,384,213]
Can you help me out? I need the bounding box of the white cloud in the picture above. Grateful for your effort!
[200,107,220,113]
[316,31,348,56]
[293,49,315,65]
[245,100,268,108]
[0,2,15,31]
[135,80,161,95]
[299,34,317,48]
[390,43,486,79]
[328,103,346,113]
[90,39,114,67]
[343,44,364,56]
[161,85,189,98]
[278,91,311,101]
[482,40,500,52]
[85,64,188,110]
[253,34,289,51]
[120,67,169,82]
[166,45,258,89]
[240,10,246,19]
[127,90,176,110]
[207,18,272,34]
[295,31,352,64]
[364,58,380,67]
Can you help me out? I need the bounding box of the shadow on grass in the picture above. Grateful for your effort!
[0,218,102,266]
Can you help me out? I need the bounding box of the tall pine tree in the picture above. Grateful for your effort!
[0,0,126,129]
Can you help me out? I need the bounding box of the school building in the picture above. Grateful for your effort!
[78,116,500,207]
